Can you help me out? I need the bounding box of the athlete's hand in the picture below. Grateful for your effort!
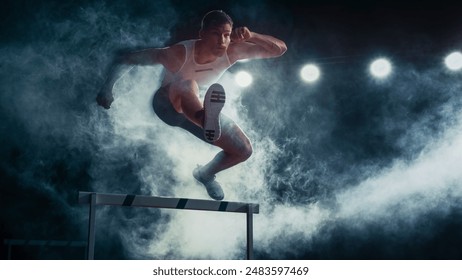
[96,88,114,109]
[231,27,252,43]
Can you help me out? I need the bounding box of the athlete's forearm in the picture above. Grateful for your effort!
[248,32,287,57]
[97,62,132,109]
[101,63,134,93]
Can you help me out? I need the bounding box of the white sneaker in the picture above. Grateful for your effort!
[193,166,224,201]
[203,83,226,142]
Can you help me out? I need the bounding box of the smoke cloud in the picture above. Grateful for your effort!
[1,0,462,260]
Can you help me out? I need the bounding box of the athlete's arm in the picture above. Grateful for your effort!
[96,45,185,109]
[96,63,131,109]
[228,27,287,63]
[118,45,185,70]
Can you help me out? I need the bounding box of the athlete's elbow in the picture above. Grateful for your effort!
[279,42,288,56]
[273,42,287,57]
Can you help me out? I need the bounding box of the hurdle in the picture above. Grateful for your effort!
[78,191,259,260]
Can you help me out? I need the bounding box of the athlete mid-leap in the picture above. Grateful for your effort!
[97,10,287,200]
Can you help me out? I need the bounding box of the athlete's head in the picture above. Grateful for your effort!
[199,10,234,57]
[200,10,233,31]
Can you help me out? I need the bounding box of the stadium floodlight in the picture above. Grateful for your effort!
[235,71,253,87]
[369,58,392,78]
[300,64,321,83]
[445,51,462,71]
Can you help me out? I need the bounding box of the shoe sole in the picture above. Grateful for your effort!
[203,83,226,142]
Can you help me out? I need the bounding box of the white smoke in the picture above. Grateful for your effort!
[336,116,462,226]
[118,64,462,259]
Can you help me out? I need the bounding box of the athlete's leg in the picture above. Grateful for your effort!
[160,81,252,173]
[168,80,204,127]
[197,115,253,179]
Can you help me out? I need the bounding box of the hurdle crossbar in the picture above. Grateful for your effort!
[78,191,259,260]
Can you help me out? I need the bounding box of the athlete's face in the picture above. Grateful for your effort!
[201,23,232,57]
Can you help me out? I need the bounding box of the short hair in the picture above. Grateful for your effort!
[200,10,233,31]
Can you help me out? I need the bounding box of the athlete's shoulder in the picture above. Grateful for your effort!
[160,44,186,72]
[164,43,186,56]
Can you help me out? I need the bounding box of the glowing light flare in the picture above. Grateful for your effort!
[235,71,253,87]
[369,58,392,78]
[445,51,462,71]
[300,64,320,83]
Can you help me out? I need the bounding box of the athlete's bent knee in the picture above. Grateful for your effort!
[238,141,253,162]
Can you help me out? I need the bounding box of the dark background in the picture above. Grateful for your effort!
[1,0,462,259]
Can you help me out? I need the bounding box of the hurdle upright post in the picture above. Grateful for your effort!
[246,204,254,260]
[86,192,96,260]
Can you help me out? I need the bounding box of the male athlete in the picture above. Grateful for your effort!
[97,10,287,200]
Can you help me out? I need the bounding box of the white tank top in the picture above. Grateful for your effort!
[161,40,233,91]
